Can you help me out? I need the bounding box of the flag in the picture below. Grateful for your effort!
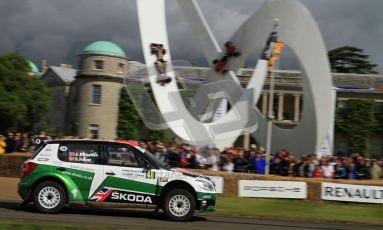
[260,23,279,61]
[89,187,113,202]
[268,42,285,70]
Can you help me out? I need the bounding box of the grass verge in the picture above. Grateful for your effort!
[0,221,133,230]
[215,197,383,225]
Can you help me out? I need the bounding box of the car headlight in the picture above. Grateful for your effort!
[196,179,215,191]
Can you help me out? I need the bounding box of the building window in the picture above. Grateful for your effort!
[117,63,124,72]
[94,60,104,70]
[89,124,99,139]
[92,84,102,104]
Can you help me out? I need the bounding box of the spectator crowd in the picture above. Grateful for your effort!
[139,138,383,180]
[1,132,382,180]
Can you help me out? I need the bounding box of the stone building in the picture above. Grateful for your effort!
[42,41,130,140]
[40,40,383,157]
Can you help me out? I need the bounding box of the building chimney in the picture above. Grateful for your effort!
[41,59,48,73]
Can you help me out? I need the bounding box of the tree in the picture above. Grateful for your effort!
[335,99,377,156]
[117,87,168,142]
[0,52,51,132]
[328,46,378,74]
[117,88,141,140]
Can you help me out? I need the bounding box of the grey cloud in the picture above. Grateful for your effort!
[0,0,381,73]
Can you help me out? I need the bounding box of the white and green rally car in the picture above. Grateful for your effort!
[18,139,216,221]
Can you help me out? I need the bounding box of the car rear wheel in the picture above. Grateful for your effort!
[33,181,66,214]
[163,189,196,221]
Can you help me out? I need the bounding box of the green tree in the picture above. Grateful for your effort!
[117,86,168,143]
[328,46,378,74]
[335,99,377,156]
[117,88,141,140]
[0,52,51,132]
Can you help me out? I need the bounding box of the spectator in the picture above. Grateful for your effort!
[321,159,334,178]
[165,146,181,167]
[5,132,14,153]
[179,144,188,168]
[292,158,302,177]
[370,160,382,179]
[280,155,291,176]
[234,150,249,172]
[206,148,219,171]
[270,157,283,175]
[356,159,371,180]
[333,159,348,179]
[187,149,199,169]
[349,162,357,179]
[0,135,6,154]
[252,152,266,174]
[12,133,23,153]
[154,144,166,161]
[19,133,30,152]
[222,158,234,172]
[312,165,324,178]
[195,151,207,168]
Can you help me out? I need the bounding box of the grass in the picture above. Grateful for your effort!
[215,197,383,225]
[0,221,134,230]
[1,198,382,228]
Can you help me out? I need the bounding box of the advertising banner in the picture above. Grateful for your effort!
[321,182,383,204]
[238,180,307,199]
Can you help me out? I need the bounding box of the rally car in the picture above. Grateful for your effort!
[18,139,216,221]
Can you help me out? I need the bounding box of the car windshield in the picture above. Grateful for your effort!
[140,149,171,170]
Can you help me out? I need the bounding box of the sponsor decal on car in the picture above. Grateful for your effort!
[70,165,95,172]
[37,158,49,162]
[89,187,113,202]
[71,188,78,199]
[62,171,93,181]
[146,171,156,179]
[90,188,155,204]
[59,146,68,151]
[121,169,145,178]
[159,176,168,182]
[110,191,153,204]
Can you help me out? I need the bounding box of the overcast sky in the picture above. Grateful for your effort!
[0,0,382,73]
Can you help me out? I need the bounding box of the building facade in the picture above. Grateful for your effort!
[42,41,130,140]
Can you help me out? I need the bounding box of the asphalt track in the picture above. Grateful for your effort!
[0,201,381,230]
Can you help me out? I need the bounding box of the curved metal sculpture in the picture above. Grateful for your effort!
[128,0,332,154]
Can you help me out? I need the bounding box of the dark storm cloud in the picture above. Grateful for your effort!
[0,0,382,73]
[0,0,142,68]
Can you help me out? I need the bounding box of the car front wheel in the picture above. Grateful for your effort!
[33,181,66,214]
[163,189,196,221]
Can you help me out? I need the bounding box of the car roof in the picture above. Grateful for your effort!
[47,139,134,145]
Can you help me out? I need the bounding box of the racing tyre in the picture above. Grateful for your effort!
[163,189,196,221]
[33,181,66,214]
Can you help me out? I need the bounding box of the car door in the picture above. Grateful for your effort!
[98,143,159,205]
[56,142,104,201]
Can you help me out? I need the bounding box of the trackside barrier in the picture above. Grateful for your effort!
[190,169,383,203]
[1,155,383,203]
[321,182,383,204]
[238,180,307,199]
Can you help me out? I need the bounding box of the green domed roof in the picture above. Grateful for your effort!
[28,60,39,73]
[82,41,126,57]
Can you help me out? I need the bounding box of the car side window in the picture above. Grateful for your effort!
[105,145,140,167]
[58,143,102,164]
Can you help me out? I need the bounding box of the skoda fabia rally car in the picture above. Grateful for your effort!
[18,139,216,221]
